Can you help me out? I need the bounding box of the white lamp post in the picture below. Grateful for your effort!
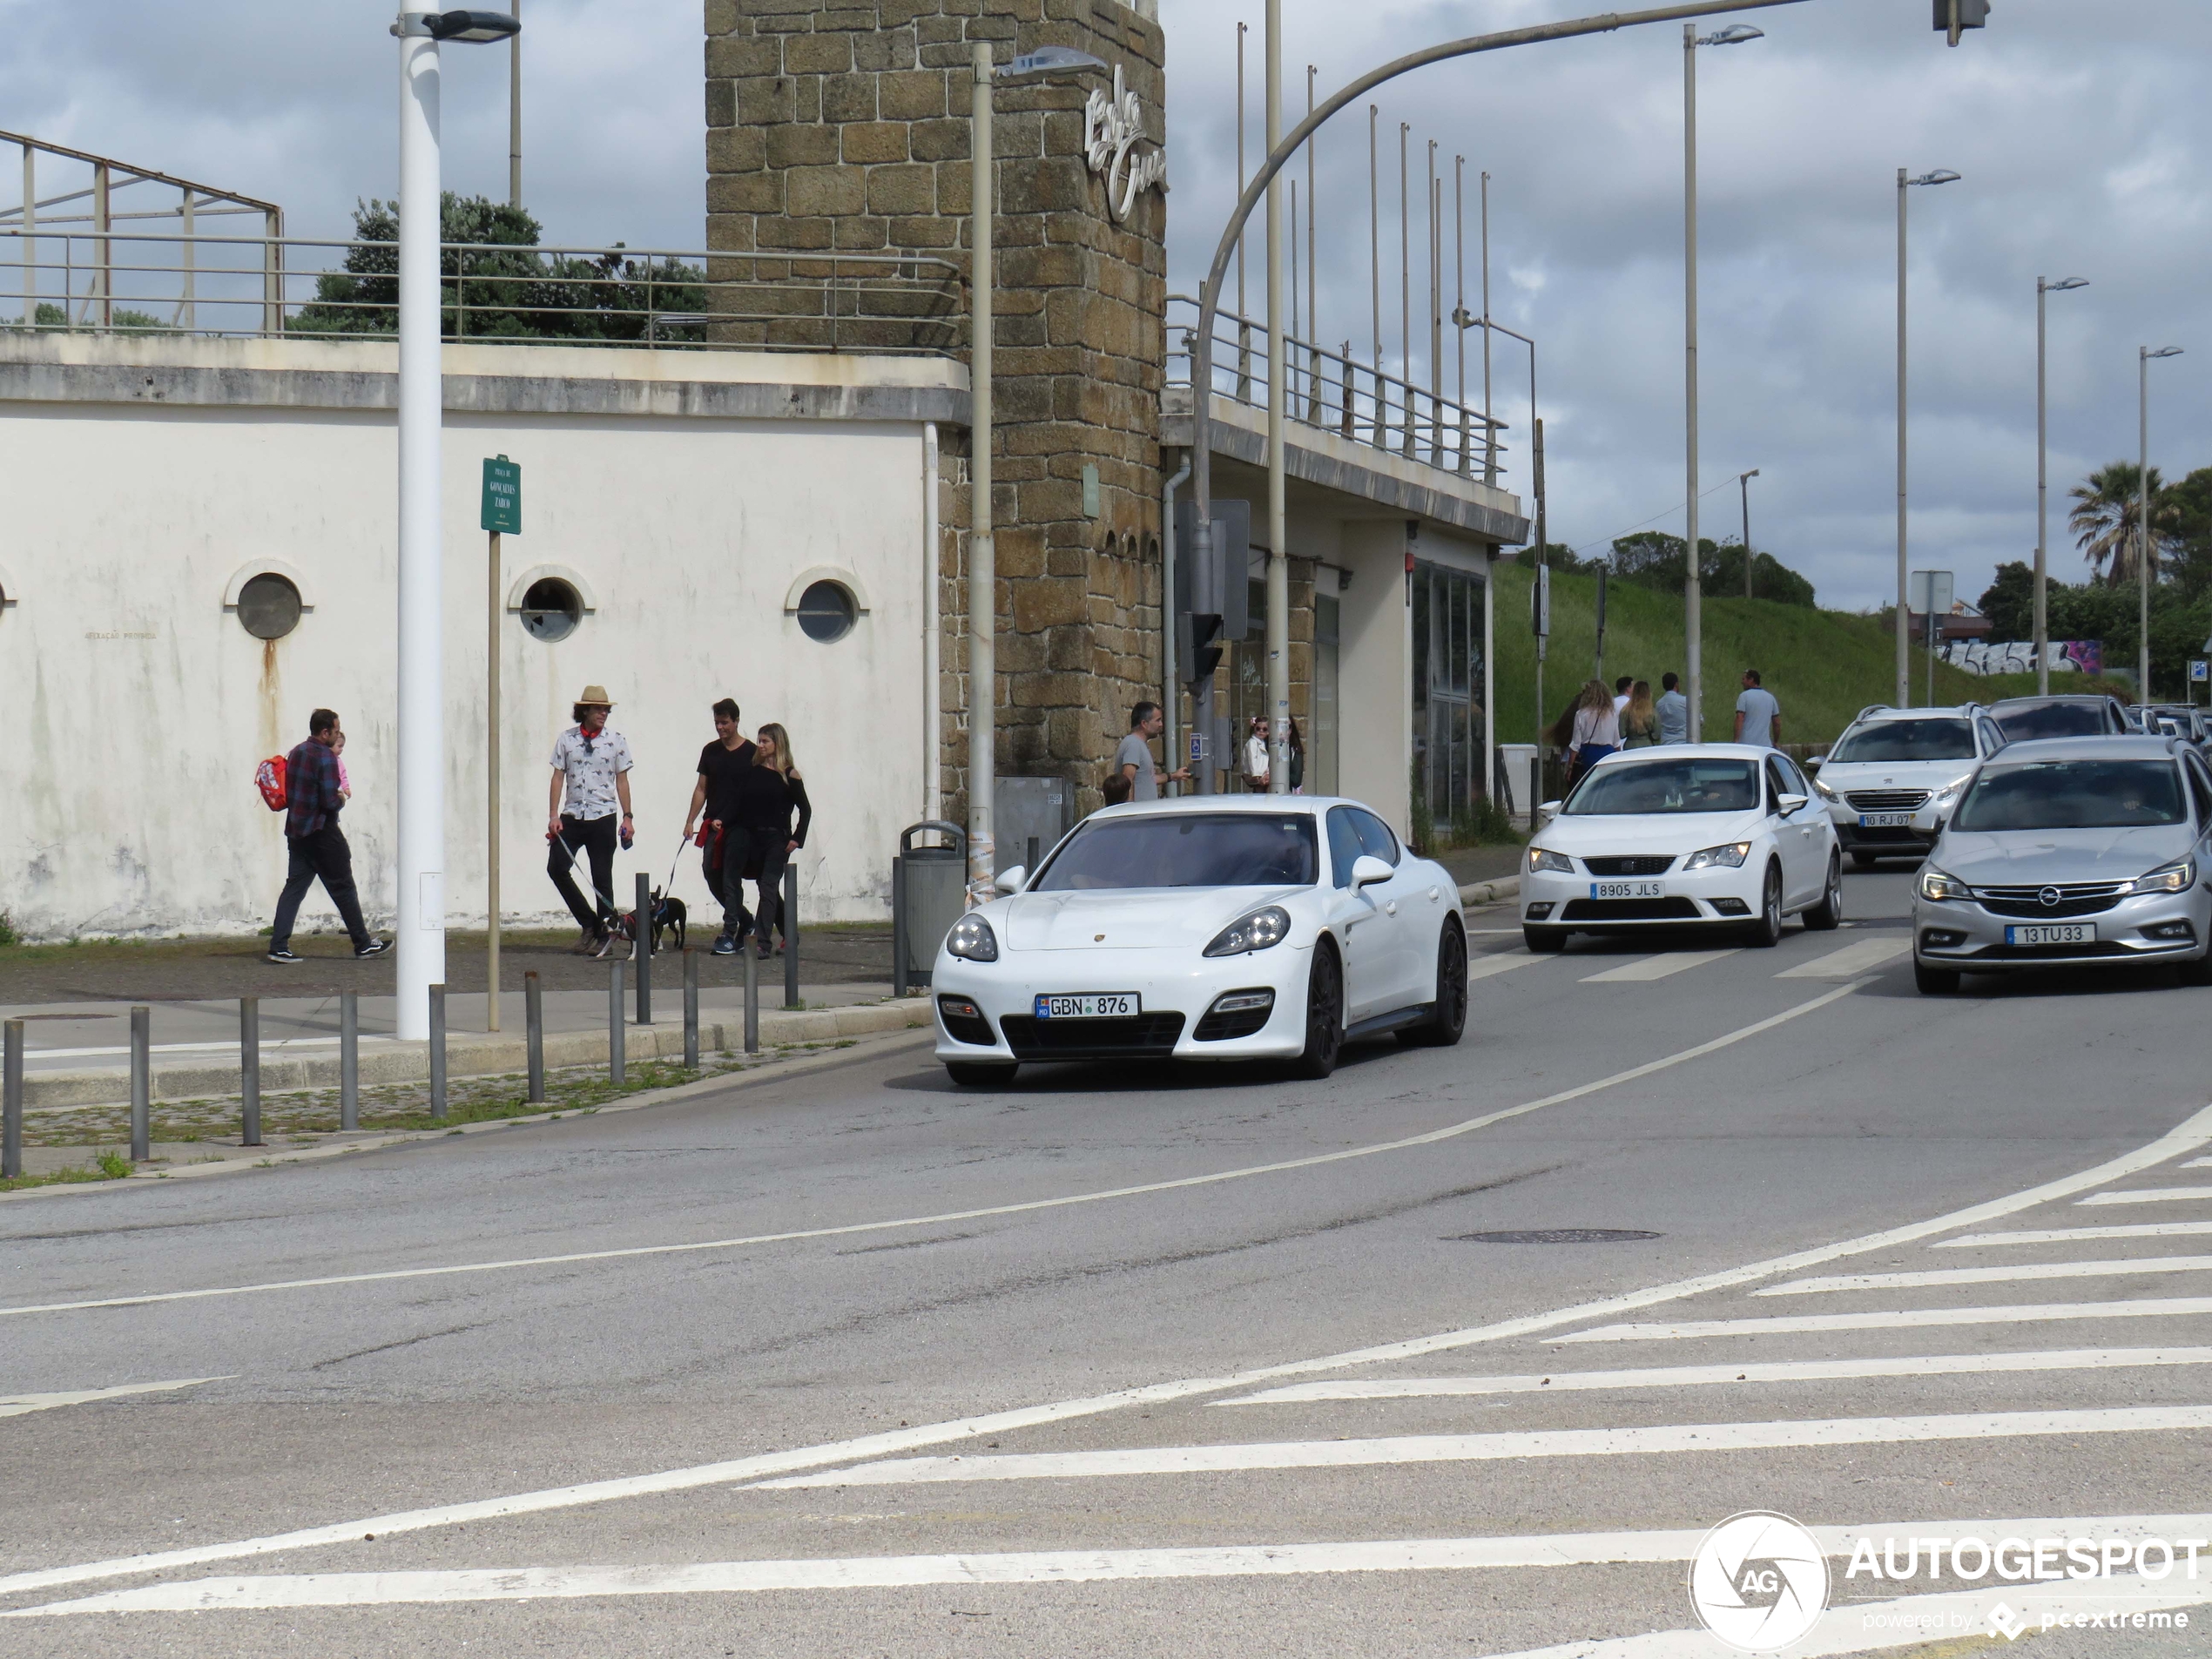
[2034,276,2088,694]
[392,10,518,1041]
[2141,345,2183,701]
[1895,165,1960,709]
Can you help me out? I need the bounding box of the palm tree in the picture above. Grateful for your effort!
[2070,461,2179,587]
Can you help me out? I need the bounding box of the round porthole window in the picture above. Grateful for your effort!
[795,579,857,644]
[235,572,303,640]
[520,577,583,643]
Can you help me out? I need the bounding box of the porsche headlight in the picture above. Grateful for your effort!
[1528,846,1575,874]
[1919,866,1969,903]
[947,914,999,962]
[1682,841,1751,871]
[2128,858,2196,895]
[1204,905,1291,957]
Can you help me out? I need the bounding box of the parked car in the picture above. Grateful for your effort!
[2139,705,2212,756]
[1911,736,2212,994]
[1986,693,2134,744]
[1520,745,1843,950]
[1804,703,2006,867]
[931,796,1467,1085]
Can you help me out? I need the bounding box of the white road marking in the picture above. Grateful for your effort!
[16,1515,2207,1617]
[0,1377,231,1420]
[2186,1156,2212,1169]
[1213,1347,2212,1405]
[1558,1297,2212,1344]
[0,981,1871,1324]
[1776,936,1912,978]
[1467,951,1548,981]
[2081,1186,2212,1206]
[757,1406,2212,1489]
[1937,1221,2212,1248]
[1579,950,1739,984]
[5,1096,2205,1604]
[1757,1256,2212,1296]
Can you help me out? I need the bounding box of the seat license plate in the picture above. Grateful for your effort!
[2005,923,2095,947]
[1591,881,1665,900]
[1034,993,1140,1020]
[1858,813,1914,827]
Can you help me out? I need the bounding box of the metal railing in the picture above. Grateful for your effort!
[1167,293,1506,480]
[0,229,966,356]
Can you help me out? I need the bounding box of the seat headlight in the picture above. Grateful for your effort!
[1528,846,1575,874]
[1682,841,1751,871]
[2128,858,2196,895]
[1204,905,1291,957]
[947,914,999,962]
[1919,866,1969,903]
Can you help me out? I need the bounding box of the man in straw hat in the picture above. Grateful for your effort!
[547,685,634,957]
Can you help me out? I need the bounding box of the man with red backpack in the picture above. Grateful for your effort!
[266,709,387,964]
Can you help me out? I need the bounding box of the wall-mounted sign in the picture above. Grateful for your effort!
[1084,64,1167,224]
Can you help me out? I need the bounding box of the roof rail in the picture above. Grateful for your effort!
[1855,704,1892,722]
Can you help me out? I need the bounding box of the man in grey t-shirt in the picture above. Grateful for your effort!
[1656,671,1689,745]
[1733,669,1782,748]
[1113,700,1190,801]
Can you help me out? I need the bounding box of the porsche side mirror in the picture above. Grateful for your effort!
[1350,854,1393,891]
[995,865,1028,894]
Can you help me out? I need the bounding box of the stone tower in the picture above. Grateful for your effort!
[704,0,1169,821]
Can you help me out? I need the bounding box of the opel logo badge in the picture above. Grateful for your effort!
[2038,887,2061,907]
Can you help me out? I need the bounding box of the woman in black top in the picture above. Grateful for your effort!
[728,723,812,959]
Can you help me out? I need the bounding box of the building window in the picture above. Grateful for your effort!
[520,577,583,642]
[235,572,303,640]
[795,579,856,643]
[1411,561,1487,833]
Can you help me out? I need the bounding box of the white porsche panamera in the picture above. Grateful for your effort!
[930,796,1469,1085]
[1520,745,1844,949]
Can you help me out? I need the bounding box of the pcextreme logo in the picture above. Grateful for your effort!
[1689,1511,1832,1652]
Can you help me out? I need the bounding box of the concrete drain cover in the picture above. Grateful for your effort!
[1449,1229,1661,1244]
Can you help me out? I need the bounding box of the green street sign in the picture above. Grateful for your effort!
[481,455,521,535]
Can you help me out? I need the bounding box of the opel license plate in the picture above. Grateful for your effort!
[2005,923,2094,947]
[1591,881,1664,900]
[1035,993,1140,1020]
[1858,813,1914,828]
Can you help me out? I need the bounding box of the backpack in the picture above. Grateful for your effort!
[256,753,288,812]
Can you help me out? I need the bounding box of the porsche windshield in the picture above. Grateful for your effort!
[1033,813,1318,890]
[1563,759,1760,816]
[1828,719,1975,763]
[1952,759,2187,832]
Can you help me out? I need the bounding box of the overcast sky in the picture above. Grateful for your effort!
[3,0,2206,613]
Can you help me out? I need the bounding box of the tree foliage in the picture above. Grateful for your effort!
[2068,460,2185,588]
[1608,532,1817,607]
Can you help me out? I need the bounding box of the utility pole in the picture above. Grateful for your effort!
[1265,0,1290,793]
[1481,171,1494,485]
[967,43,995,902]
[2035,276,2087,695]
[1740,468,1759,599]
[2141,345,2184,701]
[508,0,522,207]
[1683,25,1703,743]
[1897,166,1961,706]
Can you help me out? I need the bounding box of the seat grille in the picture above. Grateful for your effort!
[1000,1013,1186,1060]
[1973,881,2128,921]
[1847,789,1931,812]
[1582,856,1676,877]
[1561,897,1703,922]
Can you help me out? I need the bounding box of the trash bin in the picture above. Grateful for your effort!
[894,820,968,994]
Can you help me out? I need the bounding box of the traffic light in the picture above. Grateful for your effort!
[1935,0,1989,46]
[1181,610,1227,686]
[1172,497,1251,687]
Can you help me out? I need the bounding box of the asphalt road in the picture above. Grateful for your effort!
[3,867,2210,1656]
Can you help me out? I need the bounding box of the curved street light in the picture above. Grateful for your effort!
[2141,345,2184,699]
[2034,276,2089,692]
[1895,164,1962,707]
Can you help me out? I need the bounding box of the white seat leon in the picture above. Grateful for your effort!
[1520,745,1843,951]
[932,796,1469,1085]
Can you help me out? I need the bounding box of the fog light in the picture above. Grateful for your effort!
[1525,902,1554,920]
[1210,990,1275,1015]
[941,997,981,1019]
[2143,921,2196,942]
[1919,928,1966,950]
[1710,897,1750,917]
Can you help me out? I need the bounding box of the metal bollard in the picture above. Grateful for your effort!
[524,970,545,1103]
[608,956,625,1084]
[635,871,653,1026]
[130,1006,151,1163]
[2,1019,22,1180]
[1528,756,1541,833]
[683,947,699,1069]
[428,983,448,1120]
[239,996,262,1148]
[743,941,759,1055]
[340,990,359,1131]
[783,861,800,1008]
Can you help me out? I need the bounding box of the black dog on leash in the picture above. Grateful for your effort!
[649,889,687,954]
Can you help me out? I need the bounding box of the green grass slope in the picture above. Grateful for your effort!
[1489,563,2098,750]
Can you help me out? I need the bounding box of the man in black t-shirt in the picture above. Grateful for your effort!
[681,698,757,954]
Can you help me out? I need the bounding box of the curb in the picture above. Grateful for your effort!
[1458,874,1521,908]
[21,997,935,1111]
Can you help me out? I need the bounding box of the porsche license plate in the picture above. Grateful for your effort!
[1034,993,1140,1020]
[1591,881,1665,900]
[1858,813,1915,828]
[2005,923,2094,947]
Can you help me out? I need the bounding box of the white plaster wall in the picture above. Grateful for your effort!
[1333,519,1413,837]
[0,403,929,937]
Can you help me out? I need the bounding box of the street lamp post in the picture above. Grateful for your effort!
[1739,467,1759,597]
[964,44,1106,906]
[2141,345,2183,702]
[1896,165,1960,709]
[2034,276,2088,695]
[392,8,518,1042]
[1683,21,1763,743]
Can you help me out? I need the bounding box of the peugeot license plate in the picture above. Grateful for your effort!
[2005,923,2095,947]
[1034,993,1140,1020]
[1591,881,1665,900]
[1858,813,1914,828]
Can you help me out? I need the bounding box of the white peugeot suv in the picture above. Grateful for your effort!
[1805,704,2007,868]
